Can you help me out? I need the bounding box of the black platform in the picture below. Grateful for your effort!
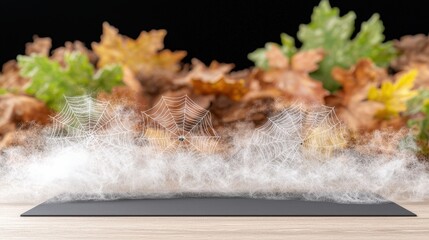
[21,196,416,217]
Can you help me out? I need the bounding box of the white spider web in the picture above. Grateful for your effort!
[47,96,132,149]
[250,104,346,163]
[141,95,220,153]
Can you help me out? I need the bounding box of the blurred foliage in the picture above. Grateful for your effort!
[368,69,418,119]
[0,7,428,157]
[407,90,429,154]
[248,33,297,70]
[18,52,123,111]
[248,0,396,91]
[93,22,186,75]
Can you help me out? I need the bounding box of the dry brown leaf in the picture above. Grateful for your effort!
[354,129,409,156]
[0,36,56,90]
[52,41,97,64]
[262,46,327,104]
[211,95,276,125]
[92,22,186,75]
[180,59,249,101]
[97,85,147,111]
[122,67,143,92]
[326,59,391,132]
[266,45,288,69]
[291,48,324,73]
[0,94,51,149]
[0,94,51,131]
[136,69,185,96]
[265,71,327,104]
[0,60,29,90]
[391,34,429,71]
[186,59,234,82]
[192,77,248,101]
[391,34,429,88]
[25,36,52,56]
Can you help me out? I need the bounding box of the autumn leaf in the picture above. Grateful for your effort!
[0,94,51,136]
[391,34,429,89]
[249,0,396,91]
[25,36,51,57]
[326,59,387,132]
[52,40,97,65]
[192,78,248,101]
[262,45,327,104]
[266,44,289,69]
[92,22,186,75]
[182,59,249,101]
[290,47,325,73]
[18,52,123,111]
[391,34,429,72]
[248,33,297,70]
[368,69,418,119]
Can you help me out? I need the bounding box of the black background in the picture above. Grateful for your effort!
[1,0,428,69]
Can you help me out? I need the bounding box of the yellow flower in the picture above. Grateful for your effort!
[368,69,418,119]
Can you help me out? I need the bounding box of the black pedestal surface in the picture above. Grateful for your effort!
[21,196,416,217]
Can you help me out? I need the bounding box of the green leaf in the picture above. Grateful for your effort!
[347,14,396,67]
[296,0,357,90]
[18,52,123,111]
[92,64,123,92]
[298,0,356,51]
[298,0,396,91]
[279,33,297,58]
[406,89,429,115]
[406,90,429,153]
[248,0,397,92]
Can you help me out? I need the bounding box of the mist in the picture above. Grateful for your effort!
[0,98,428,204]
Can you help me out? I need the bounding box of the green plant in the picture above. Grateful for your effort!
[407,89,429,154]
[18,52,123,111]
[248,0,396,92]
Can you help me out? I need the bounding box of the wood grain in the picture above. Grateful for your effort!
[1,201,429,239]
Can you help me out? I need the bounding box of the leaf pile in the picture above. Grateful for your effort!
[1,1,429,156]
[0,36,122,148]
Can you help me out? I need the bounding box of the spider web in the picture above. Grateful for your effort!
[250,104,346,163]
[141,95,220,153]
[47,96,132,149]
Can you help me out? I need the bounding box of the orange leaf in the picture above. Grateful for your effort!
[327,59,388,132]
[183,59,249,101]
[92,22,186,75]
[0,94,51,135]
[192,77,248,101]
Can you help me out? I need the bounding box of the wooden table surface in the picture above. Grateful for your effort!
[1,201,429,239]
